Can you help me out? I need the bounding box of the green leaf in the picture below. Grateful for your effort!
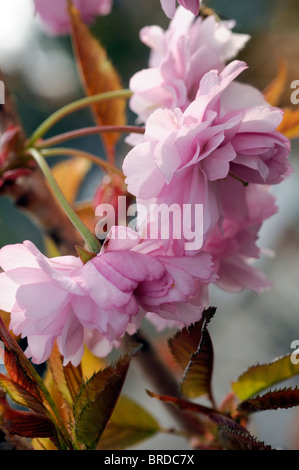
[97,395,160,450]
[74,355,130,449]
[169,307,216,402]
[231,354,299,401]
[238,387,299,413]
[75,245,96,264]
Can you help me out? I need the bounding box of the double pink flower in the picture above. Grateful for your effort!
[0,227,214,365]
[129,7,250,123]
[124,61,292,244]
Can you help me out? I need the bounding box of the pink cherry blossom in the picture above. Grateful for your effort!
[33,0,112,35]
[129,7,250,123]
[124,61,292,246]
[0,226,216,365]
[100,226,216,327]
[204,181,278,293]
[160,0,200,18]
[0,238,167,365]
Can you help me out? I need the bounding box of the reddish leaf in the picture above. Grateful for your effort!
[2,409,55,439]
[0,375,48,416]
[48,343,75,407]
[238,387,299,414]
[0,126,24,168]
[146,390,272,450]
[0,393,55,440]
[0,318,45,404]
[146,389,218,418]
[64,361,83,403]
[169,307,216,402]
[169,321,203,371]
[68,2,126,160]
[217,424,272,451]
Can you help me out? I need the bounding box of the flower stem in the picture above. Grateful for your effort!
[35,125,145,150]
[28,148,101,254]
[26,89,133,148]
[40,147,125,179]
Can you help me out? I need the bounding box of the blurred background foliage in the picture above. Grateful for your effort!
[0,0,299,450]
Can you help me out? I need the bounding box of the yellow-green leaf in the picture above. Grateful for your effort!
[81,346,106,379]
[231,354,299,401]
[97,395,160,450]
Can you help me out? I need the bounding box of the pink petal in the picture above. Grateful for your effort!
[59,310,85,366]
[0,273,19,313]
[123,141,165,199]
[217,256,272,293]
[0,242,39,271]
[160,0,176,18]
[15,281,69,320]
[25,335,55,364]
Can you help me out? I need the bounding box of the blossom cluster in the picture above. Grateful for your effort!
[0,2,292,365]
[124,7,291,291]
[0,228,214,365]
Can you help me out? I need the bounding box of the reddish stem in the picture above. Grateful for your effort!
[35,125,145,150]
